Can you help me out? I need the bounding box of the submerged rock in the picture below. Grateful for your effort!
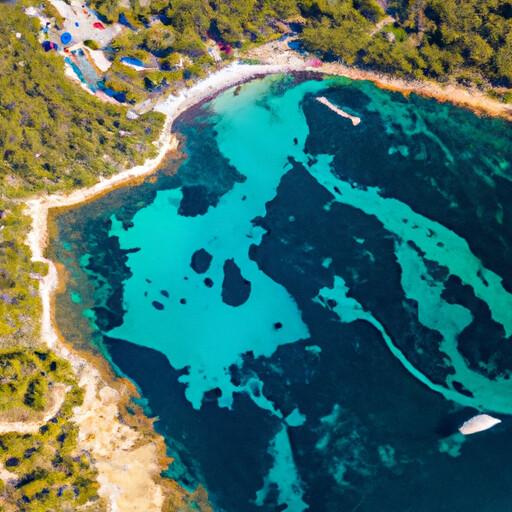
[221,259,251,307]
[190,248,213,274]
[152,301,164,311]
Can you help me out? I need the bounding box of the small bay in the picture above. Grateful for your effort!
[51,74,512,511]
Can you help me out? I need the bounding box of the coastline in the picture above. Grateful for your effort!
[24,61,304,512]
[22,54,512,511]
[321,62,512,121]
[248,40,512,122]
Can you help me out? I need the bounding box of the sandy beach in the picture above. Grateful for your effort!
[22,50,512,510]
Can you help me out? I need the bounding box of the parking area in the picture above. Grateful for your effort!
[47,0,122,47]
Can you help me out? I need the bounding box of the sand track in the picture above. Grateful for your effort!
[0,383,68,435]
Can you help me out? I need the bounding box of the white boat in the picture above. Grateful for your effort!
[459,414,501,435]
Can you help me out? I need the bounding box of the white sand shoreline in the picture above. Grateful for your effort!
[25,62,303,352]
[24,61,304,512]
[248,39,512,122]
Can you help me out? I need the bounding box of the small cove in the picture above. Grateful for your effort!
[51,73,512,511]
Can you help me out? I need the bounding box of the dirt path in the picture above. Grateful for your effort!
[0,463,17,483]
[0,383,68,435]
[370,15,395,36]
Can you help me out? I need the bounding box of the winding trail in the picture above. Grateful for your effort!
[0,383,68,435]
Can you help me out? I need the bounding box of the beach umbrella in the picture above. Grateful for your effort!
[60,31,72,45]
[42,40,57,52]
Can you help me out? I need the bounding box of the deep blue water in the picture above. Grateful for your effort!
[51,74,512,511]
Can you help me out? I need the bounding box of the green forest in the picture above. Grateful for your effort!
[3,0,512,192]
[0,349,103,512]
[0,6,165,510]
[1,0,512,199]
[87,0,512,87]
[0,6,164,197]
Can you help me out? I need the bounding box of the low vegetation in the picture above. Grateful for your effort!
[0,5,167,510]
[0,202,102,510]
[0,350,68,418]
[0,200,43,349]
[0,349,103,512]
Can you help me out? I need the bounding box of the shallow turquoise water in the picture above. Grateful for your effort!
[52,74,512,511]
[108,78,326,410]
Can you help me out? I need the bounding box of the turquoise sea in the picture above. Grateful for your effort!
[51,74,512,511]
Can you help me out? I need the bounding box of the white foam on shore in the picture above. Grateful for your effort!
[155,62,303,118]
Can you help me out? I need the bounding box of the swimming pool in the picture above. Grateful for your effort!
[121,56,145,68]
